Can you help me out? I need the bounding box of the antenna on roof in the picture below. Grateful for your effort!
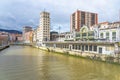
[44,8,46,12]
[43,8,45,12]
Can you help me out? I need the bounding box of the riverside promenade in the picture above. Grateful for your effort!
[33,41,120,64]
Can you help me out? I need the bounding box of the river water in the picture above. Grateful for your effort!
[0,46,120,80]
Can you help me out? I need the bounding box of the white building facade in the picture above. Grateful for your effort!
[98,22,120,42]
[37,11,50,45]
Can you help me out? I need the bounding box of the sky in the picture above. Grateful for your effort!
[0,0,120,32]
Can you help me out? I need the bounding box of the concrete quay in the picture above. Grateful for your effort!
[0,45,10,51]
[34,46,120,64]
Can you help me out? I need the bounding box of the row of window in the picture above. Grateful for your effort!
[47,44,97,52]
[76,32,94,37]
[100,32,116,40]
[46,44,103,54]
[40,22,50,25]
[72,45,97,52]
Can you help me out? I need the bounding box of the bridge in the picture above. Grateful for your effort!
[10,42,33,46]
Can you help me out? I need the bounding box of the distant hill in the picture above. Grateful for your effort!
[0,29,22,34]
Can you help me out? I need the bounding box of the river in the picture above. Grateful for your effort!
[0,46,120,80]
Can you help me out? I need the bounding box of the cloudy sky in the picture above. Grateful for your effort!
[0,0,120,32]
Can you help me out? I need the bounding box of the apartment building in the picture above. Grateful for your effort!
[70,10,98,32]
[37,11,50,44]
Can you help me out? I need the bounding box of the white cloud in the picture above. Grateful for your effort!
[0,0,120,32]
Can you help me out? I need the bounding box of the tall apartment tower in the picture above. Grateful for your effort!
[70,10,98,32]
[38,11,50,43]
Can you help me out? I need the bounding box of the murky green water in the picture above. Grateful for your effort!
[0,46,120,80]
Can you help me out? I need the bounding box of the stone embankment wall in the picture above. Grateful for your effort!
[0,45,9,51]
[33,45,120,64]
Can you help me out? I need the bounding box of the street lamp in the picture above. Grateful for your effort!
[58,26,61,41]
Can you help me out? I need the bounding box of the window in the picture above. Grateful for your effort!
[112,32,116,41]
[76,45,77,50]
[73,45,74,49]
[93,46,97,52]
[88,31,94,36]
[76,33,80,37]
[106,32,109,40]
[79,45,81,50]
[99,48,102,54]
[82,33,86,36]
[100,33,103,38]
[82,45,84,51]
[74,45,77,50]
[85,45,88,51]
[89,45,92,51]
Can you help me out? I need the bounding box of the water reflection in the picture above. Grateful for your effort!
[0,46,120,80]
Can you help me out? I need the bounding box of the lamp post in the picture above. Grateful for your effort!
[58,26,61,41]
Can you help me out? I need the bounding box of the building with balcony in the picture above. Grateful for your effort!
[70,10,98,32]
[98,22,120,42]
[36,11,50,45]
[65,31,76,41]
[66,21,120,42]
[74,25,99,41]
